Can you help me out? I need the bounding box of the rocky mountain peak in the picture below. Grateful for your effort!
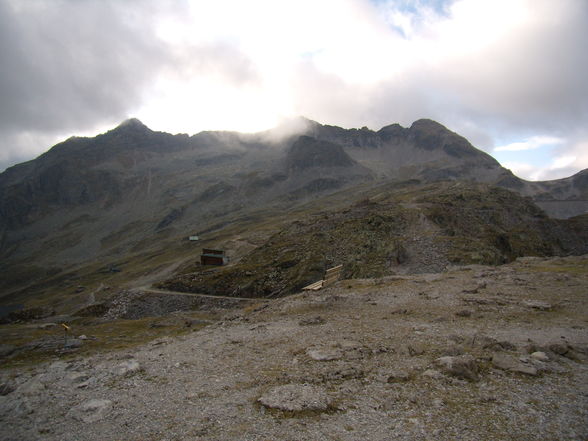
[406,119,498,164]
[285,135,357,172]
[115,118,151,132]
[101,118,154,142]
[409,118,449,133]
[377,123,403,134]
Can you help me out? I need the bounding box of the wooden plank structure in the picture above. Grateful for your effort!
[302,280,324,291]
[201,249,227,266]
[302,265,343,291]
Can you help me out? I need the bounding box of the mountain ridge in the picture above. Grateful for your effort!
[0,117,586,310]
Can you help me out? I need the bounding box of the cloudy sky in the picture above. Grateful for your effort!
[1,0,587,181]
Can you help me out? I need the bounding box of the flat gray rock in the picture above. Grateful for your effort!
[69,399,112,423]
[530,351,549,362]
[61,372,91,388]
[422,369,444,379]
[435,355,479,381]
[306,347,342,361]
[18,379,46,396]
[63,338,83,349]
[115,359,141,376]
[522,300,552,310]
[0,255,586,441]
[492,353,538,376]
[258,384,331,412]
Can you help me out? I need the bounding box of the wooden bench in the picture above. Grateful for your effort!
[302,265,342,291]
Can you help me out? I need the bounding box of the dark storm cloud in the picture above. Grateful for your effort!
[442,2,588,138]
[0,0,169,167]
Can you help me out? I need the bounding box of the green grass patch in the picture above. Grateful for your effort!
[0,315,209,368]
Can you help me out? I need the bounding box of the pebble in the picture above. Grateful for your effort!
[299,316,326,326]
[522,300,552,311]
[407,344,426,356]
[530,352,549,362]
[548,343,569,355]
[386,370,411,383]
[422,369,444,379]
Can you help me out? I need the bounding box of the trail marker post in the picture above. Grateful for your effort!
[61,323,70,347]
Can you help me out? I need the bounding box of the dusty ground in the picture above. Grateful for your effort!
[1,255,587,441]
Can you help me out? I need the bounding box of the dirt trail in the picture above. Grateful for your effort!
[134,285,270,302]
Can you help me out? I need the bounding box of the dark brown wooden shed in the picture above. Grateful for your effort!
[201,249,227,266]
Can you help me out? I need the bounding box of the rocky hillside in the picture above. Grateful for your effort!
[157,182,588,298]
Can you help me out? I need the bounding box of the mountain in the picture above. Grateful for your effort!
[0,118,586,310]
[498,169,588,219]
[301,118,504,182]
[1,118,587,441]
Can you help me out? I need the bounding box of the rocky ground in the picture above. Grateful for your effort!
[1,255,587,441]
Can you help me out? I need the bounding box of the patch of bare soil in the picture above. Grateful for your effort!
[1,255,587,440]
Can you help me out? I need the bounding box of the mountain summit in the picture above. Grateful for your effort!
[285,136,357,171]
[115,117,150,130]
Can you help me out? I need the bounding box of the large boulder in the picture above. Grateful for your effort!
[435,355,479,381]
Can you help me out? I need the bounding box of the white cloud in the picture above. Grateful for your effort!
[503,143,586,181]
[550,138,588,178]
[494,136,565,152]
[503,161,543,181]
[551,156,577,170]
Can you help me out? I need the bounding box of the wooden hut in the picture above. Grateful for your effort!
[201,249,227,266]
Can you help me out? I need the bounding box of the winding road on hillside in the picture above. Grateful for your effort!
[134,285,271,302]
